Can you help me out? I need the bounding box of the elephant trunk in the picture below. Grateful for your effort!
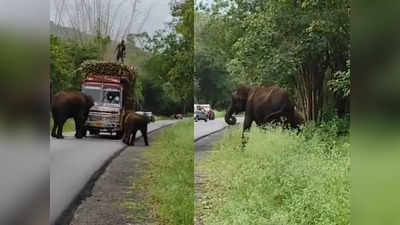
[225,105,237,125]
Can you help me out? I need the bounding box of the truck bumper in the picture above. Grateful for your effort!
[85,121,121,132]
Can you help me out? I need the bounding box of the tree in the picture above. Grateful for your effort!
[50,34,108,95]
[50,34,74,95]
[194,11,239,109]
[144,0,194,114]
[51,0,141,42]
[328,60,350,98]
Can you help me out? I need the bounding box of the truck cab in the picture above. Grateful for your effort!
[82,75,124,137]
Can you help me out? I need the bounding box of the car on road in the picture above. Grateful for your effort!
[194,104,215,120]
[194,110,208,122]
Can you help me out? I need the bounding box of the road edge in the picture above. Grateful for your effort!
[194,126,228,143]
[53,123,176,225]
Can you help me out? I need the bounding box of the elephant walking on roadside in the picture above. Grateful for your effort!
[225,85,303,133]
[51,90,94,139]
[122,112,155,146]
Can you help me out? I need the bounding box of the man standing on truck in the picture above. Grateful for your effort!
[115,40,126,64]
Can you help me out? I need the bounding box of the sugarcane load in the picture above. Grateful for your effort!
[77,60,136,138]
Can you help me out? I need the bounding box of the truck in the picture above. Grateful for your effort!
[78,61,136,138]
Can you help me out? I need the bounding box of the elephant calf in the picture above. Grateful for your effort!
[51,90,94,139]
[122,112,155,146]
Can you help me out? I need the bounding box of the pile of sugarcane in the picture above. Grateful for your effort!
[78,60,136,82]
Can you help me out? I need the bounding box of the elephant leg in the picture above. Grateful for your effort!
[242,115,253,133]
[73,117,80,137]
[56,119,66,139]
[51,122,58,138]
[243,103,254,133]
[126,133,131,145]
[130,129,138,146]
[287,109,300,130]
[141,127,148,146]
[122,129,128,144]
[123,126,132,144]
[74,112,87,138]
[241,111,253,149]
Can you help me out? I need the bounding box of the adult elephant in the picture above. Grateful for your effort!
[225,85,303,132]
[51,90,94,139]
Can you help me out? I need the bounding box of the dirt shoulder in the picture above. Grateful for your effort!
[69,131,162,225]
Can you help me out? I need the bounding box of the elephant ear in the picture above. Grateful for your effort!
[235,85,251,101]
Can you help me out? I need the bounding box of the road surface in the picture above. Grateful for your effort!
[50,119,177,225]
[194,117,243,141]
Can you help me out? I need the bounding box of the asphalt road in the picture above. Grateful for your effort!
[194,117,244,141]
[50,119,177,225]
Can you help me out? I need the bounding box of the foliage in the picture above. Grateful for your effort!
[214,110,226,118]
[50,35,74,94]
[143,0,194,112]
[196,0,350,121]
[199,124,350,225]
[50,34,110,95]
[328,60,351,98]
[194,12,232,109]
[141,121,194,225]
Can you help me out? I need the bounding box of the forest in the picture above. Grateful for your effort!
[195,0,350,124]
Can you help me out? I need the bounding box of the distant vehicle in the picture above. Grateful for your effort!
[194,104,215,120]
[169,114,184,120]
[194,109,208,122]
[175,114,184,119]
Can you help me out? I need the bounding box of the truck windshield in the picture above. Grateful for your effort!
[103,89,121,107]
[82,86,102,105]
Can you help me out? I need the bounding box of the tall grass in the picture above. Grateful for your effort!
[199,124,350,225]
[140,120,194,225]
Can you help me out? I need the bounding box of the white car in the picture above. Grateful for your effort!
[194,104,215,120]
[194,109,208,122]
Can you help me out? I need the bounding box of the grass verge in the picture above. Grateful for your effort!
[131,120,194,225]
[198,125,350,225]
[214,110,225,118]
[154,115,170,121]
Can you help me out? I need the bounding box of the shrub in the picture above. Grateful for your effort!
[199,124,350,225]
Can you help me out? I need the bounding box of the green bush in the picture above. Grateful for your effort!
[199,124,350,225]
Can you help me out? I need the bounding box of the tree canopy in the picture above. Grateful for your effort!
[195,0,350,120]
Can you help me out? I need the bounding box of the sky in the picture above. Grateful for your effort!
[50,0,173,37]
[134,0,173,35]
